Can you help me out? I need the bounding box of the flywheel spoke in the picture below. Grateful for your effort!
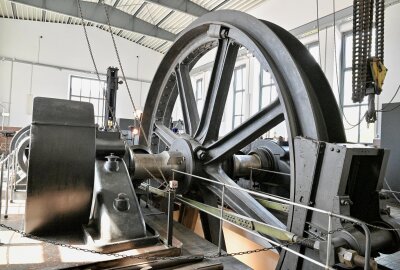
[195,38,240,144]
[154,122,179,147]
[204,99,284,164]
[204,165,285,229]
[175,64,199,135]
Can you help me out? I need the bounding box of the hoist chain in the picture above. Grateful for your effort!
[375,0,384,61]
[2,221,398,264]
[0,223,351,262]
[352,0,374,103]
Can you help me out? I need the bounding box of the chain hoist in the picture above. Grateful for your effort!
[352,0,387,123]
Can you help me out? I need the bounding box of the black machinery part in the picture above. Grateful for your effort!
[25,97,96,234]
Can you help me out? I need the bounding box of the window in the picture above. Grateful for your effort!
[307,42,320,63]
[259,67,287,139]
[259,69,277,110]
[70,75,106,126]
[232,65,246,128]
[195,78,203,114]
[340,32,374,143]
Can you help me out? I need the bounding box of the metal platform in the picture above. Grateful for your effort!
[0,189,250,270]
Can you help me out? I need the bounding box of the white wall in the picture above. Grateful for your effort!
[0,18,163,127]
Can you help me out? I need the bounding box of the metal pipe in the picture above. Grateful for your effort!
[0,56,152,84]
[326,213,333,269]
[7,61,13,127]
[218,185,225,255]
[166,188,174,246]
[10,151,17,202]
[0,162,4,216]
[4,153,11,218]
[354,254,377,270]
[360,223,371,270]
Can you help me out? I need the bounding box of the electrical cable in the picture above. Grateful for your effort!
[332,0,365,129]
[377,83,400,112]
[315,0,322,67]
[384,178,400,204]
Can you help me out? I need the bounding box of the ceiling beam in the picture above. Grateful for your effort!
[10,0,177,41]
[145,0,208,17]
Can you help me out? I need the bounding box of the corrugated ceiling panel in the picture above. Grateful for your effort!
[158,12,196,34]
[116,0,144,15]
[120,30,143,42]
[222,0,264,12]
[192,0,223,11]
[0,0,12,18]
[138,36,165,50]
[157,41,173,54]
[136,3,171,25]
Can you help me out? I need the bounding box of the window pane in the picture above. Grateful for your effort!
[235,68,243,90]
[196,79,202,100]
[260,87,269,108]
[262,70,272,86]
[343,106,360,142]
[91,100,99,117]
[343,70,353,105]
[233,116,242,128]
[308,44,320,63]
[71,77,81,96]
[359,105,375,143]
[70,76,106,127]
[234,91,243,114]
[81,79,91,97]
[270,85,278,101]
[91,80,101,99]
[345,35,353,68]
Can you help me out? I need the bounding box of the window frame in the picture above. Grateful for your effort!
[232,65,246,129]
[259,68,276,111]
[69,75,106,126]
[339,31,370,143]
[195,78,203,104]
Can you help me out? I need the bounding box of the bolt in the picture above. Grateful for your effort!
[197,149,206,160]
[105,153,119,172]
[220,28,229,38]
[114,193,130,211]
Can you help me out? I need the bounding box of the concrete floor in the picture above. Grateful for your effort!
[0,179,250,270]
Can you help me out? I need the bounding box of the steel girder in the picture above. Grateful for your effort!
[10,0,176,41]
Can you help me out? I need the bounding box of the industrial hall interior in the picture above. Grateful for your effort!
[1,0,400,269]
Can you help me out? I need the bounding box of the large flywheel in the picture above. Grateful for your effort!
[141,9,346,237]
